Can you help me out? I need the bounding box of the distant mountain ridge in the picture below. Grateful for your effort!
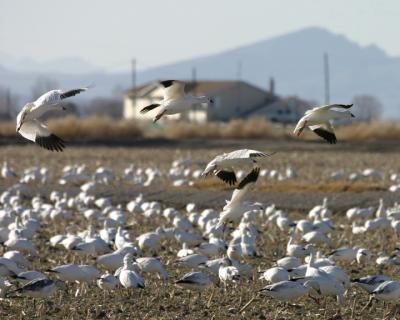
[1,27,399,117]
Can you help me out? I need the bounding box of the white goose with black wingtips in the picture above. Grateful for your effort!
[293,104,355,144]
[201,149,274,186]
[139,80,214,123]
[217,167,263,227]
[16,87,90,151]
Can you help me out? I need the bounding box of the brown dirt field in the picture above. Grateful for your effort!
[0,140,399,319]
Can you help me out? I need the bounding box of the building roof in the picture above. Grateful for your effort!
[124,80,267,98]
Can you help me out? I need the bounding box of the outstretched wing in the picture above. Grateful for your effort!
[32,87,89,110]
[18,120,66,152]
[216,170,237,185]
[60,87,88,99]
[227,168,260,207]
[333,104,353,109]
[307,103,353,114]
[160,80,185,100]
[140,103,161,114]
[237,167,260,189]
[33,90,63,108]
[309,122,337,144]
[226,149,275,159]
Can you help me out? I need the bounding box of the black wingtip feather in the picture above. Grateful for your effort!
[312,128,337,144]
[337,104,353,109]
[140,104,161,114]
[237,167,260,189]
[35,134,66,152]
[60,88,86,99]
[216,170,237,186]
[159,80,175,88]
[249,151,276,158]
[175,279,197,285]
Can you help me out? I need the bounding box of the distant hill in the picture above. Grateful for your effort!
[138,27,400,117]
[1,27,399,117]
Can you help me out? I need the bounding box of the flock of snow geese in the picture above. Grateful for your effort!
[16,80,354,151]
[1,80,399,317]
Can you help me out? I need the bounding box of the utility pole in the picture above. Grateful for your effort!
[191,67,197,95]
[236,60,242,114]
[323,53,330,105]
[131,59,137,89]
[131,59,137,112]
[191,66,197,83]
[236,60,242,80]
[6,88,11,119]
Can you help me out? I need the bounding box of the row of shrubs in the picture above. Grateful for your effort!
[0,116,399,141]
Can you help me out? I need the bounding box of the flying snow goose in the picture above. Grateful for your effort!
[217,168,262,227]
[201,149,274,185]
[16,87,89,151]
[293,104,354,144]
[139,80,214,122]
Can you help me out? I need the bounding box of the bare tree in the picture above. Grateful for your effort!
[352,95,383,122]
[31,76,59,99]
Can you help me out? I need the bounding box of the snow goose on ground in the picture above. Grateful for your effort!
[258,280,321,302]
[11,278,66,298]
[97,272,118,291]
[175,271,212,292]
[259,267,289,283]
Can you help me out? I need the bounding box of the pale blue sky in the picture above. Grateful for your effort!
[1,0,399,71]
